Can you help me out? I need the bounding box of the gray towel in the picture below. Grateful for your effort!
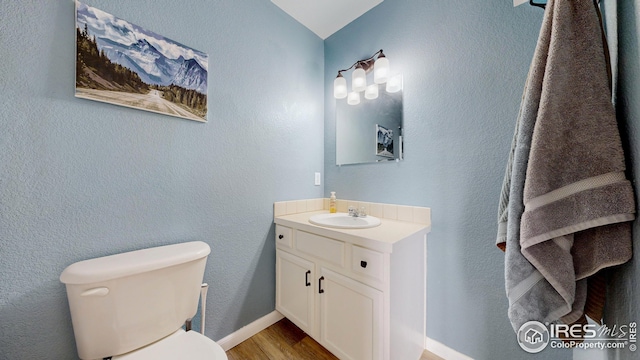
[496,0,634,332]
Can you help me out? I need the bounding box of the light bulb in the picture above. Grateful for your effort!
[352,65,366,92]
[333,74,347,99]
[374,56,389,84]
[347,91,360,105]
[365,84,379,100]
[386,74,402,93]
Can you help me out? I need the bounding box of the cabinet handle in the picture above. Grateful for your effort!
[305,270,311,286]
[319,276,325,294]
[360,260,368,268]
[278,234,284,239]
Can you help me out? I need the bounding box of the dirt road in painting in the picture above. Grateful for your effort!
[76,88,205,122]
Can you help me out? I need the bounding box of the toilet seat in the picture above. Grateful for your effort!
[113,329,227,360]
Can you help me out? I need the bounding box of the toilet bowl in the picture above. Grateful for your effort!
[60,241,228,360]
[113,329,226,359]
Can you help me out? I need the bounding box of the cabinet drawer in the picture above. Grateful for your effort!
[276,225,293,248]
[351,246,384,282]
[296,231,344,267]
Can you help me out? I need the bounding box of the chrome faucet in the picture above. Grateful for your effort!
[348,206,367,218]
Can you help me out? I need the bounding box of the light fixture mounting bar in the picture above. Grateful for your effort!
[337,49,385,75]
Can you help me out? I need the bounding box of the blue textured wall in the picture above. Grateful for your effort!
[3,0,638,359]
[0,0,323,358]
[324,0,571,359]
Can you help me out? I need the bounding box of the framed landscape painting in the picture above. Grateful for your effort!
[75,1,208,122]
[376,124,394,158]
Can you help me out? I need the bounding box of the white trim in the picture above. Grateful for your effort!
[508,270,544,304]
[521,213,635,247]
[425,337,474,360]
[216,310,285,351]
[524,172,626,211]
[423,234,428,358]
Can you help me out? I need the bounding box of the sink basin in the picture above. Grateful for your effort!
[309,213,381,229]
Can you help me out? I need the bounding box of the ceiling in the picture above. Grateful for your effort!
[271,0,384,39]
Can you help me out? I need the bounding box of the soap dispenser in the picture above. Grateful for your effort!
[330,192,337,213]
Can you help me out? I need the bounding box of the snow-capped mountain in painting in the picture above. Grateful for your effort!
[76,1,208,94]
[171,57,208,94]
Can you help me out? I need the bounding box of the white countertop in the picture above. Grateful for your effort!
[274,211,431,253]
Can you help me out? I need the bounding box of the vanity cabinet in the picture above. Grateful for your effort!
[274,215,428,360]
[275,249,314,334]
[319,268,383,360]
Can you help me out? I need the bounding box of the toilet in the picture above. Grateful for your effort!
[60,241,227,360]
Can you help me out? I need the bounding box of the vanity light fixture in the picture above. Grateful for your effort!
[385,74,403,93]
[364,83,379,100]
[347,91,361,105]
[333,49,397,104]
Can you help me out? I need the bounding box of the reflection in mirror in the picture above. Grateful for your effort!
[336,88,403,165]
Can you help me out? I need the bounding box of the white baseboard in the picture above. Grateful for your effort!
[426,337,474,360]
[217,310,284,351]
[217,312,473,359]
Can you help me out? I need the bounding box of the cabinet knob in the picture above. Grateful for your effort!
[360,261,368,268]
[278,234,284,239]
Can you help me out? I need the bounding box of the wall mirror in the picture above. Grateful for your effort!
[336,88,403,165]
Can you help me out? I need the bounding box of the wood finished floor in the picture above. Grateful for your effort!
[225,318,443,360]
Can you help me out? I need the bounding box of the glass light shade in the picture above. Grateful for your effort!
[386,74,403,93]
[364,84,379,100]
[347,91,360,105]
[373,56,390,84]
[333,75,348,99]
[352,67,367,92]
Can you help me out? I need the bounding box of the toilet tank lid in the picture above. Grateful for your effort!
[60,241,211,285]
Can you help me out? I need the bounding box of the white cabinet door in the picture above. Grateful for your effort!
[319,268,384,360]
[276,250,315,335]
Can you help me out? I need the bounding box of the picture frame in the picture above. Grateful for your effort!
[376,124,394,158]
[75,1,209,122]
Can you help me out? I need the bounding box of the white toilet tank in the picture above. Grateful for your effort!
[60,241,211,360]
